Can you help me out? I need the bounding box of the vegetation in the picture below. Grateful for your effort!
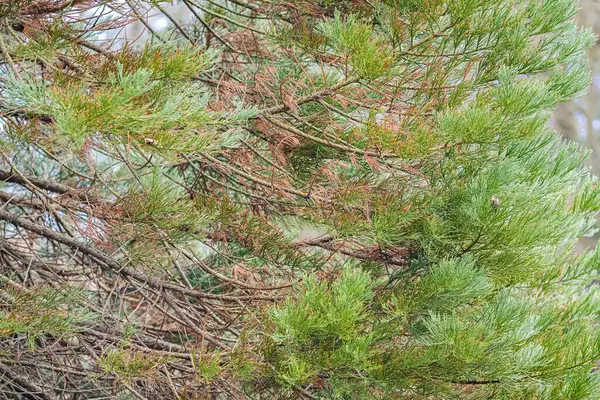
[0,0,599,399]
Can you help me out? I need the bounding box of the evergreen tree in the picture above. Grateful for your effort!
[0,0,599,398]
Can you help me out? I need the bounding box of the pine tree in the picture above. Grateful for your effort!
[0,0,599,399]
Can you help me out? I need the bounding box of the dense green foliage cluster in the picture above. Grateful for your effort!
[0,0,599,399]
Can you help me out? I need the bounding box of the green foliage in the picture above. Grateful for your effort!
[192,350,222,383]
[1,44,253,155]
[0,288,92,349]
[122,168,214,241]
[268,268,378,388]
[100,348,166,381]
[2,0,600,399]
[319,12,393,79]
[128,44,220,82]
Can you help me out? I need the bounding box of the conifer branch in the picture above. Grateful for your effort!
[0,1,597,398]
